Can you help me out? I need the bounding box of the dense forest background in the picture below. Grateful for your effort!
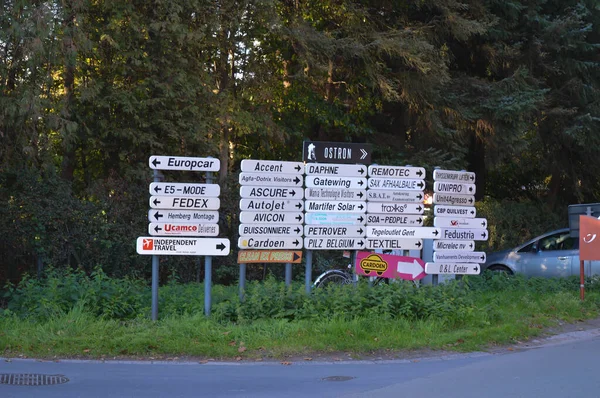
[1,0,598,285]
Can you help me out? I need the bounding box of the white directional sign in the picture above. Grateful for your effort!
[305,163,368,177]
[366,238,423,250]
[366,214,424,226]
[368,165,425,179]
[148,223,219,237]
[433,251,486,263]
[240,159,303,175]
[149,196,220,210]
[433,181,476,195]
[433,169,475,183]
[367,190,424,203]
[434,217,488,229]
[305,176,367,190]
[137,237,229,256]
[366,226,441,239]
[239,211,303,224]
[304,237,366,250]
[240,186,303,199]
[148,210,219,224]
[238,236,303,250]
[304,225,366,238]
[367,202,424,214]
[239,173,302,187]
[425,262,481,275]
[368,178,425,191]
[305,200,366,213]
[434,205,476,218]
[433,193,475,206]
[304,188,366,201]
[240,199,304,212]
[149,156,220,172]
[434,240,475,252]
[239,224,302,236]
[149,183,220,197]
[440,228,489,241]
[304,213,366,225]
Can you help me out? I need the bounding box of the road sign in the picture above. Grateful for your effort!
[239,211,303,224]
[303,141,372,164]
[239,173,302,187]
[304,237,366,250]
[304,188,366,201]
[433,240,475,251]
[367,202,424,214]
[568,203,600,238]
[433,181,476,195]
[240,186,303,199]
[136,237,229,256]
[366,238,423,250]
[239,224,302,236]
[433,205,476,218]
[304,212,366,225]
[368,178,425,191]
[355,252,426,280]
[366,226,441,239]
[239,199,304,212]
[425,262,480,275]
[305,163,367,177]
[149,183,220,197]
[432,193,475,206]
[434,217,487,229]
[303,225,365,237]
[367,190,424,203]
[305,200,366,213]
[148,210,219,223]
[238,236,303,250]
[148,156,220,171]
[367,165,425,179]
[366,214,424,226]
[240,159,303,174]
[149,196,220,210]
[148,223,219,236]
[237,250,302,264]
[305,176,367,190]
[433,251,486,263]
[433,169,475,183]
[440,228,488,241]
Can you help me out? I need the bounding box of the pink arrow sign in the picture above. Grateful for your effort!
[355,251,426,281]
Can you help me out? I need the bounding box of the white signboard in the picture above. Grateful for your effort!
[425,262,481,275]
[433,181,476,195]
[366,226,441,239]
[366,214,424,226]
[305,176,367,190]
[441,228,489,241]
[303,225,365,238]
[304,188,366,201]
[240,199,303,212]
[433,240,475,252]
[305,163,367,177]
[304,237,366,250]
[366,238,423,250]
[148,210,219,224]
[148,223,219,237]
[368,165,425,179]
[368,178,425,191]
[434,217,488,229]
[433,251,486,263]
[434,205,476,218]
[240,159,303,175]
[149,196,220,210]
[433,169,475,183]
[367,190,424,203]
[137,237,229,256]
[149,156,220,172]
[238,236,303,250]
[239,211,303,224]
[433,193,475,207]
[239,224,302,236]
[367,202,424,215]
[149,183,220,197]
[239,173,302,187]
[304,213,366,225]
[305,200,366,213]
[240,186,303,199]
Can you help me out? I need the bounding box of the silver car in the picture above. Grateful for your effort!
[483,228,597,277]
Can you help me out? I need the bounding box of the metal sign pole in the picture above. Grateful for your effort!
[285,262,292,286]
[204,171,213,316]
[239,263,246,301]
[305,250,313,293]
[151,169,163,321]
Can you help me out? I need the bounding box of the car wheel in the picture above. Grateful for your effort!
[487,265,513,275]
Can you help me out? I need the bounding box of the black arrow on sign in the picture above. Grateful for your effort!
[417,194,423,200]
[357,228,364,234]
[358,180,364,186]
[294,227,301,234]
[295,203,302,209]
[417,182,424,189]
[289,190,296,197]
[469,198,474,204]
[295,165,301,172]
[416,206,423,211]
[469,243,474,249]
[474,266,479,272]
[470,175,475,181]
[358,216,364,222]
[417,218,423,224]
[481,232,487,238]
[357,192,364,198]
[433,230,439,236]
[358,204,364,210]
[216,243,226,251]
[415,241,422,247]
[470,210,475,215]
[481,221,486,227]
[468,186,474,192]
[295,215,302,221]
[416,170,423,177]
[154,186,162,193]
[153,198,161,206]
[358,241,364,246]
[293,252,300,261]
[293,240,299,246]
[358,168,365,174]
[154,212,163,220]
[294,176,301,184]
[480,255,485,261]
[154,226,162,233]
[152,158,161,167]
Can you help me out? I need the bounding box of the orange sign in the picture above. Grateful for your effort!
[579,215,600,260]
[237,250,302,264]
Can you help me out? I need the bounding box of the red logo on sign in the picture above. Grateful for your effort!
[143,239,154,250]
[451,220,459,226]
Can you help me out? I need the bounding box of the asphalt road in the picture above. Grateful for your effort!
[2,328,600,398]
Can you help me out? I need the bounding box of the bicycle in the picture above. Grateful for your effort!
[312,263,390,289]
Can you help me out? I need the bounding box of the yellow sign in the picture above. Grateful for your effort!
[237,250,302,264]
[359,254,388,276]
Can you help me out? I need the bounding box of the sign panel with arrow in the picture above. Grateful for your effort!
[355,252,426,281]
[302,141,372,164]
[304,237,366,250]
[366,238,423,250]
[148,156,220,172]
[148,223,219,236]
[432,193,475,207]
[440,228,489,241]
[304,225,365,237]
[433,181,476,195]
[434,217,487,229]
[149,196,220,210]
[305,200,366,213]
[366,214,424,226]
[433,251,486,263]
[136,237,230,256]
[367,202,424,214]
[304,212,366,225]
[367,165,425,179]
[433,240,475,251]
[305,176,367,190]
[433,205,476,218]
[433,169,475,183]
[240,186,303,199]
[368,178,425,191]
[239,224,303,236]
[239,173,302,187]
[366,226,441,239]
[238,236,303,250]
[304,188,366,201]
[148,210,219,224]
[305,163,367,177]
[367,190,424,203]
[239,211,303,224]
[240,159,304,175]
[425,262,481,275]
[149,183,220,197]
[237,250,303,264]
[239,199,304,212]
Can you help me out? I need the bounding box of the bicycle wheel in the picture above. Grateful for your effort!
[313,270,353,289]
